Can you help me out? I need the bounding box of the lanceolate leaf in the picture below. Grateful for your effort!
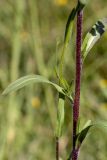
[59,8,76,79]
[77,125,92,147]
[82,18,107,60]
[2,75,73,101]
[59,77,69,91]
[64,8,76,46]
[2,75,63,95]
[76,120,107,149]
[64,1,86,47]
[59,2,86,79]
[76,122,93,148]
[55,93,65,137]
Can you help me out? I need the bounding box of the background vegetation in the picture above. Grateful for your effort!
[0,0,107,159]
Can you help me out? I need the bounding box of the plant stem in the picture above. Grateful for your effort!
[72,5,83,160]
[56,137,59,160]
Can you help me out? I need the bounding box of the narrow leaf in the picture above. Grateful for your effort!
[2,75,64,95]
[55,93,65,137]
[59,77,69,91]
[76,121,93,148]
[59,2,85,78]
[2,74,73,101]
[82,18,107,60]
[64,0,86,47]
[77,125,92,146]
[76,121,107,149]
[59,8,76,78]
[64,8,76,45]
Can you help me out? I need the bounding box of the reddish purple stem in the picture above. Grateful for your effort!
[72,149,79,160]
[72,8,83,160]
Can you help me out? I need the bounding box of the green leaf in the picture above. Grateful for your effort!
[76,120,92,148]
[76,120,107,149]
[59,77,69,90]
[59,8,76,79]
[82,18,107,60]
[64,8,76,46]
[2,75,63,95]
[59,2,85,78]
[63,1,86,52]
[64,1,86,47]
[55,93,65,138]
[2,74,73,101]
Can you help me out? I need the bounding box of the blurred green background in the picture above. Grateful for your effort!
[0,0,107,159]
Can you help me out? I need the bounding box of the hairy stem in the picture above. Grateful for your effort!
[72,6,83,160]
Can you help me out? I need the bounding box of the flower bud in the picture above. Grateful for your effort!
[79,0,89,5]
[77,0,89,11]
